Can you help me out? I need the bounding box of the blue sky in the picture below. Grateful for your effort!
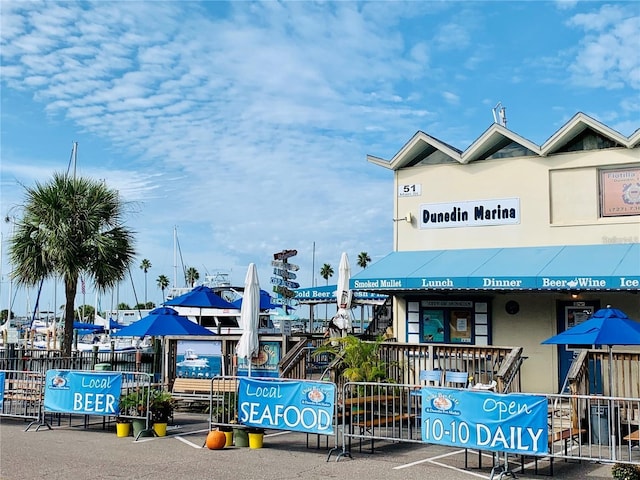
[1,1,639,317]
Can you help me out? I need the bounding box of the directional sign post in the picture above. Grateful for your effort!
[271,260,300,271]
[272,249,299,309]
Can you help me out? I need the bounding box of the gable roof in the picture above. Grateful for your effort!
[370,112,638,171]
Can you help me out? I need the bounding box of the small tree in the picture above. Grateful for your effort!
[320,263,334,321]
[156,274,170,302]
[185,266,199,287]
[140,258,152,304]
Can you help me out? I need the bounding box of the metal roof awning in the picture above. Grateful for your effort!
[350,244,640,292]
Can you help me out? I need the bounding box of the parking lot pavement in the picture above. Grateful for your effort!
[0,412,615,480]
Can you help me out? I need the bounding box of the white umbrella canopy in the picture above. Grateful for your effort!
[333,252,352,333]
[236,263,261,376]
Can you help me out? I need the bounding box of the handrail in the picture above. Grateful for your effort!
[278,339,309,377]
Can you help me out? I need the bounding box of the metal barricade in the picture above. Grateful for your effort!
[333,381,420,460]
[208,375,338,451]
[0,369,45,430]
[36,369,153,439]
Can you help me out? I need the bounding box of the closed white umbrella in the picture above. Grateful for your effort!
[333,252,352,334]
[236,263,261,376]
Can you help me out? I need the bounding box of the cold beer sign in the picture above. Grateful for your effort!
[44,370,122,416]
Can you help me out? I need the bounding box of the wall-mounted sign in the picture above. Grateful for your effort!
[398,184,422,197]
[419,198,520,229]
[600,167,640,217]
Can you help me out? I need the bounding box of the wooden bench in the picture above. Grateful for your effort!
[624,429,639,441]
[171,378,238,403]
[353,413,413,430]
[3,379,43,403]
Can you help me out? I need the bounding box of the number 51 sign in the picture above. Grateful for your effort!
[398,184,421,197]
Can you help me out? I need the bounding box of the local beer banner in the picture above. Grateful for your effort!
[238,378,335,435]
[44,370,122,416]
[421,388,548,455]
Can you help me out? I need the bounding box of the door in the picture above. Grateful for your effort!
[555,300,600,393]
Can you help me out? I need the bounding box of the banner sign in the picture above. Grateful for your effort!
[421,388,548,455]
[44,370,122,416]
[237,342,280,378]
[0,372,4,409]
[238,378,335,435]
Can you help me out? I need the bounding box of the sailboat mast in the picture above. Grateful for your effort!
[173,226,178,288]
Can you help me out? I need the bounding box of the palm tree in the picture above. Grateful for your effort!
[185,266,199,287]
[140,258,152,304]
[320,263,334,321]
[157,274,170,302]
[357,251,371,270]
[8,173,135,356]
[357,251,372,327]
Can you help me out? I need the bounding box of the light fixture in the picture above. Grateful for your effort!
[393,212,413,223]
[570,291,580,299]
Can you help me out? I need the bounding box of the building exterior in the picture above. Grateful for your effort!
[350,112,640,393]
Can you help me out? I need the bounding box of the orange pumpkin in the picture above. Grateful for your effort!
[206,430,227,450]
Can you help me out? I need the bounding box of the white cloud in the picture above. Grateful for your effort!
[567,6,640,90]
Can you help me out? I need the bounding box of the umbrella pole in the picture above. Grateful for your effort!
[608,346,616,460]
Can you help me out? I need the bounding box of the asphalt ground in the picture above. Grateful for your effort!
[0,412,616,480]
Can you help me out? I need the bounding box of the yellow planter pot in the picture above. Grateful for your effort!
[224,430,233,447]
[153,422,167,437]
[248,431,264,449]
[116,422,131,438]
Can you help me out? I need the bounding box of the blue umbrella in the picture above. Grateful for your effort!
[165,285,238,309]
[542,307,640,347]
[111,307,216,338]
[542,306,640,396]
[232,289,279,310]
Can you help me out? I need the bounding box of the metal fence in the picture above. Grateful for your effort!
[207,375,339,451]
[333,381,640,469]
[0,348,159,375]
[0,369,45,429]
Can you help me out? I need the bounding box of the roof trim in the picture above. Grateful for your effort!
[461,123,541,164]
[369,112,638,171]
[540,112,629,156]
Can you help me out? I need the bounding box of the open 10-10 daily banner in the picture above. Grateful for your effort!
[421,387,549,455]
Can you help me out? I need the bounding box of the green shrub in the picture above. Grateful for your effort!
[612,463,640,480]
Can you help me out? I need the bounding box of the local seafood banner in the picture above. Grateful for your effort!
[421,388,548,455]
[238,378,335,435]
[44,370,122,416]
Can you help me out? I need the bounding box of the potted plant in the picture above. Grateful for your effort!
[313,335,394,384]
[120,389,151,438]
[150,389,174,437]
[612,463,640,480]
[115,392,136,437]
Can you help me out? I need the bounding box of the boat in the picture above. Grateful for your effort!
[176,349,209,368]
